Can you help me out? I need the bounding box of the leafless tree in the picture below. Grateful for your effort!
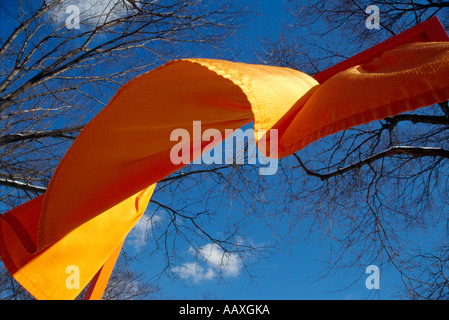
[261,0,449,299]
[0,0,260,299]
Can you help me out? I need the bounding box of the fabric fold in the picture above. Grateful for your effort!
[275,42,449,156]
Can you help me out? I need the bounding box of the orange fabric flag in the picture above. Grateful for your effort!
[1,42,449,299]
[276,42,449,156]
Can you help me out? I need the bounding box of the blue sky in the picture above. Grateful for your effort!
[232,0,286,63]
[1,0,433,300]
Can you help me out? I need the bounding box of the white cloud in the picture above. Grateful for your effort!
[197,243,243,278]
[127,213,162,251]
[49,0,137,26]
[173,243,244,284]
[172,262,215,284]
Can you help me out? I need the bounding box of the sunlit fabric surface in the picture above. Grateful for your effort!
[1,42,449,299]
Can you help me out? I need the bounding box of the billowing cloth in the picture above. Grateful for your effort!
[1,42,449,299]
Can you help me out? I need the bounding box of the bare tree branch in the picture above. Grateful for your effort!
[385,114,449,126]
[294,146,449,181]
[0,178,46,194]
[0,125,84,146]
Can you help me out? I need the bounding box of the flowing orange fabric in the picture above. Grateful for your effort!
[82,239,125,300]
[1,42,449,299]
[275,42,449,156]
